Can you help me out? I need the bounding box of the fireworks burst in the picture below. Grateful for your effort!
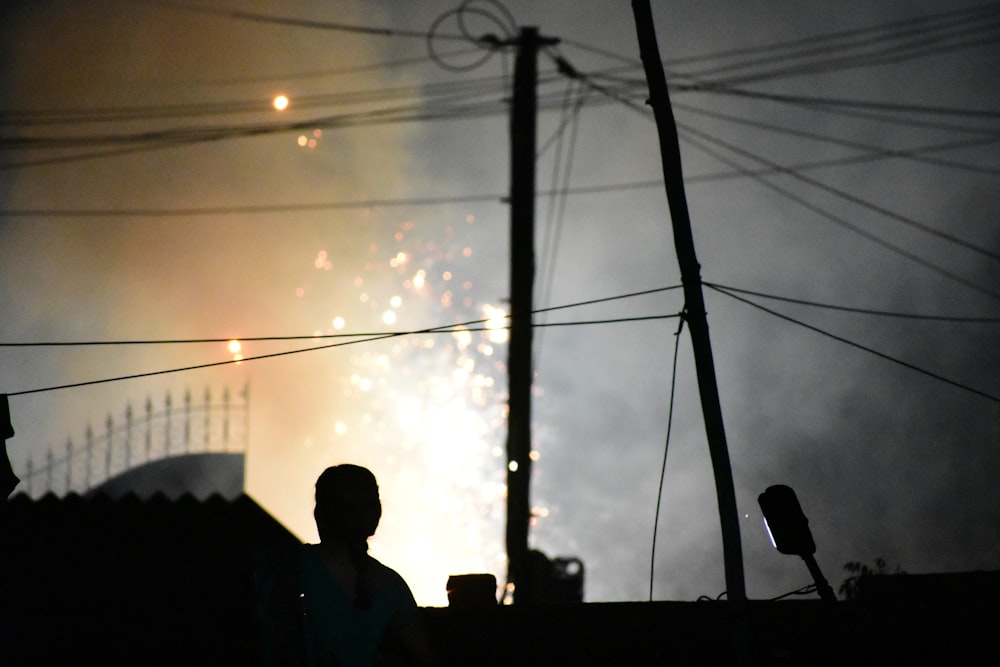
[294,210,522,604]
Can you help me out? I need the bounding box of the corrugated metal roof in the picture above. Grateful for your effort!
[85,452,246,501]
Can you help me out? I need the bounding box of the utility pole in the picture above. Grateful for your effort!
[630,0,748,609]
[506,26,557,604]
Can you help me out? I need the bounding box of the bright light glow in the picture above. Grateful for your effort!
[483,305,509,344]
[284,212,511,606]
[452,328,472,351]
[297,135,308,147]
[508,460,519,472]
[763,517,778,549]
[273,95,289,111]
[228,340,242,354]
[389,252,408,269]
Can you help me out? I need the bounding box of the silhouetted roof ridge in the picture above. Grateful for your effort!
[6,490,266,506]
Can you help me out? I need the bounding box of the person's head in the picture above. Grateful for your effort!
[314,464,382,546]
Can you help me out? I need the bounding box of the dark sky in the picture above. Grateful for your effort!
[2,0,999,606]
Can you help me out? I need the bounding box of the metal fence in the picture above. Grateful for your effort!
[20,384,249,497]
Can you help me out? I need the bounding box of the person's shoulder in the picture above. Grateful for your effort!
[298,543,322,564]
[368,557,408,586]
[368,558,416,601]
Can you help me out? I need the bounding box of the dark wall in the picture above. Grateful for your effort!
[3,493,999,666]
[1,492,299,666]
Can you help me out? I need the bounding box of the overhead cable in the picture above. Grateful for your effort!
[686,84,1000,122]
[707,284,1000,404]
[536,78,589,367]
[673,100,1000,177]
[664,3,998,71]
[675,13,1000,86]
[557,64,1000,293]
[677,129,1000,303]
[649,315,685,602]
[5,313,682,397]
[703,282,1000,322]
[675,120,1000,263]
[0,285,683,348]
[134,0,467,40]
[588,73,1000,135]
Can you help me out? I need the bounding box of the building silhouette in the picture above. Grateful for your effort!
[3,387,998,665]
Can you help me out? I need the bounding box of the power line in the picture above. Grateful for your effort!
[673,100,1000,178]
[0,69,607,170]
[555,64,1000,297]
[687,84,1000,122]
[683,136,1000,184]
[706,284,1000,404]
[1,73,513,127]
[703,282,1000,322]
[133,0,467,41]
[666,3,999,71]
[1,88,509,147]
[9,119,997,218]
[676,120,1000,263]
[129,47,486,88]
[0,193,510,218]
[589,72,1000,136]
[1,285,683,347]
[536,78,589,368]
[587,74,1000,131]
[650,315,685,602]
[677,128,1000,303]
[5,313,682,397]
[559,5,1000,111]
[10,6,996,132]
[561,3,999,75]
[20,7,996,158]
[674,12,1000,86]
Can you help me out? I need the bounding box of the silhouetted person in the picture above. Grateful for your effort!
[257,464,432,667]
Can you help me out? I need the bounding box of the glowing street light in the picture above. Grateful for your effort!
[758,484,836,602]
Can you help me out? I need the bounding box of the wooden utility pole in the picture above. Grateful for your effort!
[506,26,557,604]
[630,1,747,605]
